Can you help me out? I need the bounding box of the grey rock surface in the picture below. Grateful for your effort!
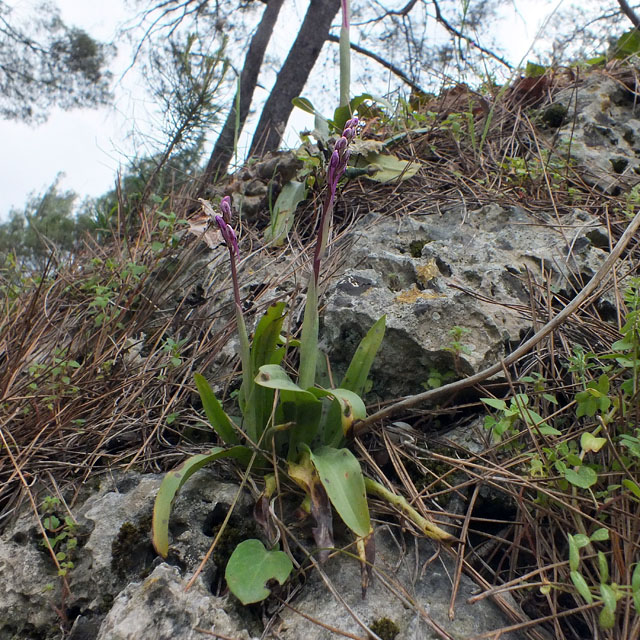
[553,72,640,193]
[0,470,526,640]
[0,471,252,640]
[96,564,257,640]
[0,527,58,638]
[277,527,525,640]
[322,204,608,397]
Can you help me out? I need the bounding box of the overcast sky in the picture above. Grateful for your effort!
[0,0,557,220]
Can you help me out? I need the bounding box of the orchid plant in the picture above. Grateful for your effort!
[151,118,390,604]
[151,2,452,602]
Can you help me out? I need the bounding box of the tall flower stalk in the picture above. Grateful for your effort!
[312,116,358,285]
[300,117,358,389]
[209,196,256,440]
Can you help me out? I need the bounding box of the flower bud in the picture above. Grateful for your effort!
[344,116,359,132]
[334,136,348,152]
[215,215,239,258]
[220,195,232,224]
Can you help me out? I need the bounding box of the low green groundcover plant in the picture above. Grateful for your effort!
[481,277,640,634]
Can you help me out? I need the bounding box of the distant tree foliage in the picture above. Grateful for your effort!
[0,177,95,269]
[0,1,112,122]
[137,32,228,203]
[85,141,206,231]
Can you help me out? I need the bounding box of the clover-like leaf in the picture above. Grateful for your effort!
[225,539,293,605]
[565,466,598,489]
[580,432,607,454]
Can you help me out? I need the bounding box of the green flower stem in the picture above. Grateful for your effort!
[312,189,335,285]
[298,272,319,391]
[230,252,255,441]
[364,477,456,544]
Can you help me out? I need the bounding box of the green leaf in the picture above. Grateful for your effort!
[333,94,372,131]
[581,432,607,453]
[312,387,367,446]
[152,446,252,558]
[537,424,562,436]
[568,534,580,571]
[570,570,593,603]
[249,302,288,433]
[599,607,615,629]
[586,55,606,66]
[600,584,618,612]
[292,96,317,115]
[631,564,640,615]
[194,374,238,445]
[357,152,420,183]
[251,302,288,373]
[590,527,609,542]
[292,96,329,140]
[573,534,591,549]
[255,364,322,456]
[264,181,307,246]
[280,389,323,458]
[340,315,386,397]
[255,365,316,397]
[225,539,293,605]
[633,562,640,593]
[518,405,558,434]
[597,552,609,583]
[615,29,640,58]
[298,276,319,391]
[566,453,582,466]
[565,466,598,489]
[624,479,640,499]
[481,398,507,411]
[525,61,547,77]
[309,445,370,537]
[323,388,366,428]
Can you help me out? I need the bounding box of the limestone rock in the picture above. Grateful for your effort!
[553,72,640,193]
[95,564,256,640]
[322,204,609,397]
[276,527,526,640]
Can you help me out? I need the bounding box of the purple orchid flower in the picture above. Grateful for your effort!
[215,196,239,258]
[312,117,359,284]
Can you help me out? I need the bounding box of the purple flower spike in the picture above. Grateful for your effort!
[327,149,341,189]
[215,215,239,258]
[334,136,348,152]
[220,195,232,224]
[344,116,359,131]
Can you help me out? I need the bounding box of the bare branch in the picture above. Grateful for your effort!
[430,0,513,71]
[617,0,640,28]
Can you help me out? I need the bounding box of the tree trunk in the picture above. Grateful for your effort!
[248,0,342,158]
[198,0,285,193]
